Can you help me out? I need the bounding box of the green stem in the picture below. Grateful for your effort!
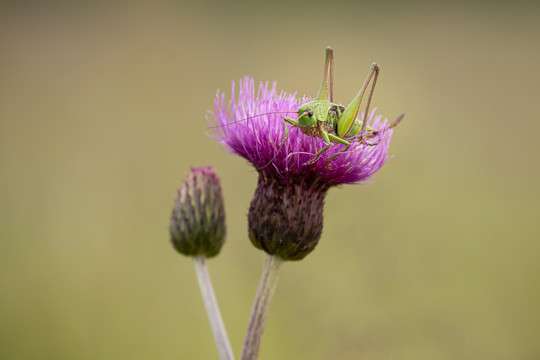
[240,254,283,360]
[193,255,235,360]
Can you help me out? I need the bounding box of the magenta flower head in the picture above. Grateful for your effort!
[208,48,401,261]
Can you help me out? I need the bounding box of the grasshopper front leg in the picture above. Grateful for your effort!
[281,116,299,147]
[256,117,297,171]
[283,116,297,129]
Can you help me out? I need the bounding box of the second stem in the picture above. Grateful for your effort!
[240,254,283,360]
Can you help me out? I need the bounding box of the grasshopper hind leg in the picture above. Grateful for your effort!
[360,113,405,145]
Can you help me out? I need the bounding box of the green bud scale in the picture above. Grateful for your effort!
[170,167,226,258]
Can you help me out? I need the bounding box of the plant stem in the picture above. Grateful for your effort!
[240,254,283,360]
[194,255,235,360]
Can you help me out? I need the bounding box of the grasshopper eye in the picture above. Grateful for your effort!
[307,110,314,117]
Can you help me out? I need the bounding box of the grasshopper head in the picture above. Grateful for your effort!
[297,102,318,127]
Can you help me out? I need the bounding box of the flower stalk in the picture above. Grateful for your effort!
[240,255,283,360]
[194,255,235,360]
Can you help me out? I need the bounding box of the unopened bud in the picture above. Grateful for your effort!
[170,167,226,258]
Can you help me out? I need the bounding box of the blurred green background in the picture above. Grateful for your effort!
[1,0,539,359]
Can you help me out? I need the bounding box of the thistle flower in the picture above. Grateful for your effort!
[170,166,226,258]
[208,77,396,261]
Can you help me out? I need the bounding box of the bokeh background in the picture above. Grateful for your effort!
[1,0,539,359]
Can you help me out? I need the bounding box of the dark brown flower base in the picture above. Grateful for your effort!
[248,173,330,261]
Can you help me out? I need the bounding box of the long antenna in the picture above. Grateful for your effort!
[208,111,297,129]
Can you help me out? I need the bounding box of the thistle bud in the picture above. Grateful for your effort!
[170,167,226,258]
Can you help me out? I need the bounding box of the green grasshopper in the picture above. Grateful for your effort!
[278,47,403,167]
